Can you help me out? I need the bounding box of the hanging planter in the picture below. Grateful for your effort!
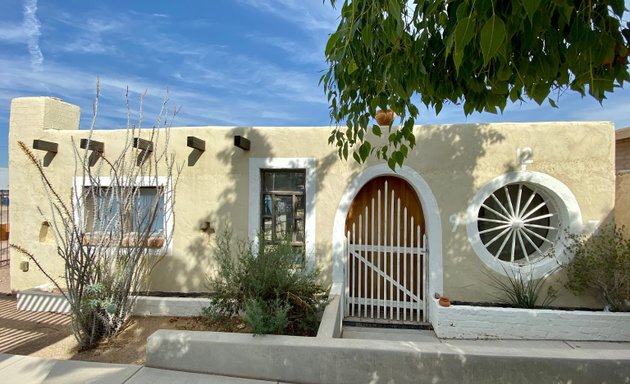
[375,109,396,127]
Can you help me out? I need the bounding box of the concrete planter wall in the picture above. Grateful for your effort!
[432,299,630,341]
[16,289,210,317]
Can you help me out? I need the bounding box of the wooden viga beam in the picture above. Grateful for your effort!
[79,138,104,153]
[32,139,58,153]
[234,135,250,151]
[187,136,206,151]
[133,137,153,152]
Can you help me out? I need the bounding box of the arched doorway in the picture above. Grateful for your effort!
[344,176,427,323]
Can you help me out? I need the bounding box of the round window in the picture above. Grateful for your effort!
[467,172,582,279]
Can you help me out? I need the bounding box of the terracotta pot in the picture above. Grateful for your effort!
[147,235,165,248]
[439,296,451,307]
[375,109,395,126]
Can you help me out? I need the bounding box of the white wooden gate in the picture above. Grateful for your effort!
[344,180,428,323]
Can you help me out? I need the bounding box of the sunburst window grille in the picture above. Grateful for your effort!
[477,183,558,265]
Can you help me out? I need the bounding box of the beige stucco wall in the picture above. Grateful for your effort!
[616,172,630,236]
[9,97,615,309]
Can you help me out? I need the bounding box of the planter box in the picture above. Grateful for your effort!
[432,298,630,341]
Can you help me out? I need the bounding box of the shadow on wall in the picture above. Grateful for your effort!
[196,128,273,279]
[406,124,505,302]
[183,128,338,284]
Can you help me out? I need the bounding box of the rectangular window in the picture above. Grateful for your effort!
[83,186,165,248]
[261,170,305,247]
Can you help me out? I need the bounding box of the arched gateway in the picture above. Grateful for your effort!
[332,165,443,325]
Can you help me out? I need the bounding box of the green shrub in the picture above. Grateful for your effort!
[244,298,290,335]
[484,266,558,308]
[564,224,630,312]
[205,230,328,335]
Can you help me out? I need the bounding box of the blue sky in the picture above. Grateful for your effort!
[1,0,629,169]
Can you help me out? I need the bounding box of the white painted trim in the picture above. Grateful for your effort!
[331,164,443,324]
[73,176,174,255]
[466,171,582,279]
[248,158,317,270]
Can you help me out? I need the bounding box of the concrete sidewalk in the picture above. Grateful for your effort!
[0,353,281,384]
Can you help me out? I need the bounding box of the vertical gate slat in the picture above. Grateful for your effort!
[370,198,375,318]
[351,223,356,317]
[383,181,388,319]
[364,207,368,318]
[423,233,428,323]
[403,208,408,321]
[344,231,354,316]
[358,215,362,317]
[396,197,401,321]
[410,216,415,321]
[377,189,381,319]
[389,190,395,320]
[417,225,422,322]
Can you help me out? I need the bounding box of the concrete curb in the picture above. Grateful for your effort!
[146,329,630,384]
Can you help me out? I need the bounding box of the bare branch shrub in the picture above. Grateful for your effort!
[12,81,182,349]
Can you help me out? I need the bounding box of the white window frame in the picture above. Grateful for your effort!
[249,158,316,270]
[73,176,174,255]
[466,171,582,279]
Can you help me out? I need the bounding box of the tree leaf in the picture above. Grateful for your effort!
[372,124,382,136]
[325,30,340,56]
[548,98,558,108]
[387,158,396,171]
[609,0,624,17]
[521,0,541,24]
[453,49,464,73]
[454,17,476,52]
[348,59,358,74]
[480,15,506,65]
[358,142,371,162]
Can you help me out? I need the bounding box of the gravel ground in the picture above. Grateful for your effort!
[0,264,249,365]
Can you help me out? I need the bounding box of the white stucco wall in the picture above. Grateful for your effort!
[433,299,630,341]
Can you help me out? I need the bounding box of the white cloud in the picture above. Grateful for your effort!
[246,34,325,65]
[237,0,338,33]
[0,22,30,44]
[23,0,43,70]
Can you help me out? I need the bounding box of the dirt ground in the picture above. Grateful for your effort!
[0,264,250,365]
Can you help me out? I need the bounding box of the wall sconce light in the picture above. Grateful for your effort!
[200,221,215,234]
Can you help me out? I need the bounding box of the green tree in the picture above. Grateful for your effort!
[322,0,630,168]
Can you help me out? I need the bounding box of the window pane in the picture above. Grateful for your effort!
[262,217,273,241]
[262,171,305,192]
[85,187,120,232]
[262,172,274,192]
[134,187,164,233]
[295,195,305,219]
[274,195,293,241]
[263,194,273,216]
[295,219,304,243]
